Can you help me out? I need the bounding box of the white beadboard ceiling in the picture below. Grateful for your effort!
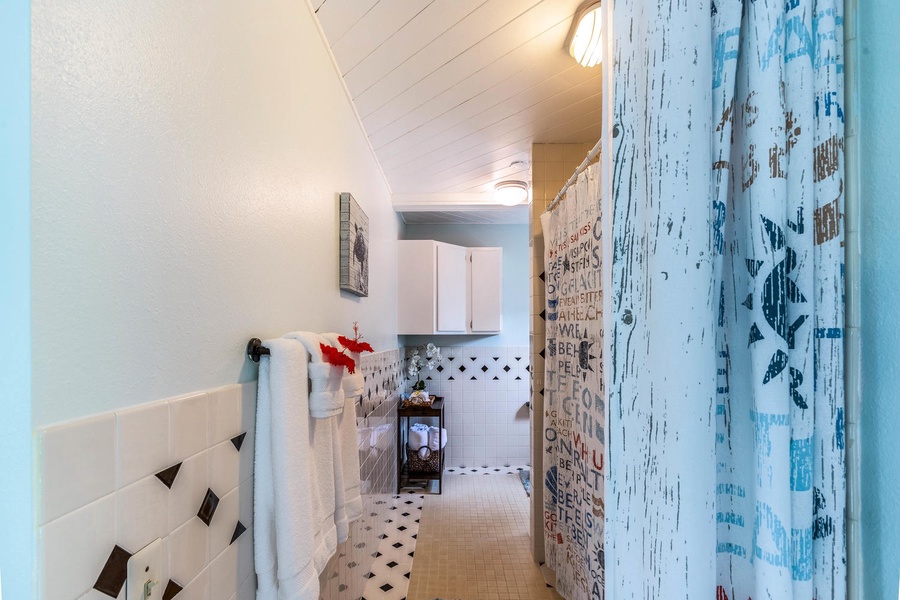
[310,0,602,223]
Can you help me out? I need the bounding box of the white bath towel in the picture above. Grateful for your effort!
[255,337,330,600]
[408,426,430,451]
[308,333,363,542]
[323,332,365,401]
[428,427,448,451]
[283,331,345,418]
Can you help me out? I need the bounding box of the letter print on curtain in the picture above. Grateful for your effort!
[541,165,605,600]
[711,1,846,599]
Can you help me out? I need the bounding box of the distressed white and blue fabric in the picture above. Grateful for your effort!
[541,164,605,600]
[711,1,846,598]
[603,0,846,598]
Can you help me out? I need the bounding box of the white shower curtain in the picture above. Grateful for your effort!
[541,165,605,600]
[601,0,845,598]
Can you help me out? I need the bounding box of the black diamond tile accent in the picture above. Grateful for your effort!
[493,356,500,361]
[392,542,403,548]
[155,463,182,489]
[494,468,501,472]
[539,271,546,282]
[469,356,477,361]
[339,584,348,592]
[503,365,511,372]
[356,542,366,548]
[515,376,522,380]
[364,572,375,579]
[230,432,247,451]
[94,545,132,598]
[412,534,418,539]
[197,488,219,526]
[425,376,432,380]
[458,364,466,372]
[347,561,358,568]
[398,525,407,531]
[162,579,183,600]
[387,560,399,568]
[515,356,522,361]
[448,356,455,361]
[231,520,247,544]
[470,376,477,380]
[448,376,455,381]
[539,349,545,359]
[480,365,488,372]
[401,512,410,517]
[405,572,411,579]
[436,365,444,372]
[378,533,388,539]
[493,376,500,380]
[527,365,532,372]
[380,584,394,593]
[405,500,414,504]
[540,310,546,320]
[408,551,415,557]
[375,551,382,557]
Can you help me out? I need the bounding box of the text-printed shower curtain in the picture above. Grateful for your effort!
[602,0,845,598]
[540,164,605,600]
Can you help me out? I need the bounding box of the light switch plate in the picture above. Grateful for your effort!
[127,538,162,600]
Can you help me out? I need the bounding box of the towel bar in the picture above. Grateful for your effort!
[247,338,270,362]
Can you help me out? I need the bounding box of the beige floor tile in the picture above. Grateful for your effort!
[407,474,554,600]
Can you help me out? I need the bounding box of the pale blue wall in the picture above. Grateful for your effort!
[0,0,33,597]
[401,224,530,348]
[859,0,900,597]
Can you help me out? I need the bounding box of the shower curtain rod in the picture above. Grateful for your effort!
[544,136,602,214]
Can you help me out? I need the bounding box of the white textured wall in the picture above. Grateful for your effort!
[0,0,33,596]
[31,0,400,426]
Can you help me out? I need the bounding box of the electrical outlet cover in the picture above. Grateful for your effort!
[127,538,162,600]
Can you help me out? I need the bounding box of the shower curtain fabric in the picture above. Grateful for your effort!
[590,0,845,598]
[540,165,605,600]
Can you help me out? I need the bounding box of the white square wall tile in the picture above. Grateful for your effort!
[117,401,170,489]
[177,565,210,600]
[169,518,209,586]
[209,440,240,497]
[40,413,116,525]
[208,486,239,560]
[169,392,208,463]
[209,535,254,600]
[169,451,210,530]
[210,384,243,445]
[41,494,115,600]
[116,474,169,553]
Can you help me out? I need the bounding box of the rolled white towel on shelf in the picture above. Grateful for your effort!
[408,427,429,452]
[428,427,448,451]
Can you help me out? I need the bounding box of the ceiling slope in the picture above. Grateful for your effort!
[312,0,602,223]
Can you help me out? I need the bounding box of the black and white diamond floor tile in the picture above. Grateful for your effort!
[361,494,423,600]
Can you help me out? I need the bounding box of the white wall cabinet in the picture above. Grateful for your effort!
[398,241,502,335]
[467,247,502,333]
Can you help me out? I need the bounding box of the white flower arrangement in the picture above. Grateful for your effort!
[407,342,443,391]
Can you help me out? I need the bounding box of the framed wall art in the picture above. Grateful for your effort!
[339,192,369,297]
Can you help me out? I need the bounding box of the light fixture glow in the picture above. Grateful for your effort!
[493,180,529,206]
[567,2,603,67]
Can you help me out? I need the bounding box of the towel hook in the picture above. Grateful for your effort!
[247,338,270,362]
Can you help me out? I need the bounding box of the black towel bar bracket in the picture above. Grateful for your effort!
[247,338,269,362]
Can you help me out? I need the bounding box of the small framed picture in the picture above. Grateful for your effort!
[339,192,369,297]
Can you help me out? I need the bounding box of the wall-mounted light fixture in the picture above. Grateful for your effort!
[566,1,603,67]
[493,180,529,206]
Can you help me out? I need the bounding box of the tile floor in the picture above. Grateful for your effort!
[363,470,561,600]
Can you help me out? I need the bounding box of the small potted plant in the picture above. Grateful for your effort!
[406,343,442,405]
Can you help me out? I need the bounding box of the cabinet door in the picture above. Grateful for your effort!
[469,248,502,332]
[397,240,437,334]
[435,242,467,333]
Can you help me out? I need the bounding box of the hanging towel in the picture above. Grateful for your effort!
[306,333,362,542]
[283,331,345,418]
[408,426,429,451]
[254,337,336,600]
[323,332,365,401]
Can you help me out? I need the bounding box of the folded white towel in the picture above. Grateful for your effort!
[254,338,322,600]
[428,427,448,451]
[323,332,365,401]
[283,331,345,418]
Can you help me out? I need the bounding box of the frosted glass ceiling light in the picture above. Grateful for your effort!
[567,2,603,67]
[493,180,528,206]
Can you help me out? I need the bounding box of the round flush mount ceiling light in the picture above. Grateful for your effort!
[493,180,529,206]
[567,1,603,67]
